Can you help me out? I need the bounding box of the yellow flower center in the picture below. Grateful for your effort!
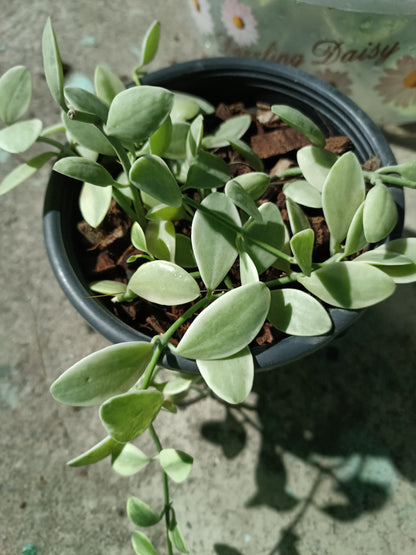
[233,16,245,29]
[403,71,416,88]
[192,0,200,11]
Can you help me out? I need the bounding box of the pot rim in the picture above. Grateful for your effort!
[43,57,403,373]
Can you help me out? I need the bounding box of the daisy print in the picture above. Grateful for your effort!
[314,69,353,97]
[375,55,416,109]
[221,0,259,47]
[187,0,214,36]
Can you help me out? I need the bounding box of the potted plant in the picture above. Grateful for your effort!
[1,18,415,554]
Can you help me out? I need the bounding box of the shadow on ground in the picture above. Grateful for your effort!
[199,285,416,555]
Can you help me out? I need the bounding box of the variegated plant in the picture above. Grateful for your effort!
[1,18,416,555]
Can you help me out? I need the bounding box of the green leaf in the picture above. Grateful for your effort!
[191,192,240,290]
[355,251,411,266]
[163,122,189,159]
[268,288,332,336]
[63,112,115,156]
[106,85,173,144]
[170,95,200,123]
[225,179,262,221]
[0,66,32,124]
[298,261,396,309]
[146,203,186,222]
[271,105,326,147]
[131,531,158,555]
[168,513,189,554]
[89,280,127,296]
[100,390,164,443]
[197,347,254,404]
[242,202,286,274]
[145,220,176,261]
[0,119,42,153]
[344,202,367,257]
[175,234,196,268]
[172,92,215,119]
[127,496,161,527]
[67,436,123,467]
[50,342,154,406]
[163,376,194,396]
[129,154,182,207]
[296,145,338,191]
[159,449,193,483]
[131,221,149,253]
[186,114,204,160]
[355,238,416,284]
[64,86,109,122]
[54,156,114,186]
[290,228,314,276]
[185,150,230,190]
[128,261,200,305]
[0,152,55,195]
[174,282,271,360]
[368,237,416,263]
[79,182,112,228]
[322,151,365,245]
[112,443,151,476]
[42,17,66,110]
[94,64,125,105]
[228,172,270,200]
[363,183,398,243]
[202,114,251,149]
[139,20,160,67]
[149,115,172,156]
[283,179,322,208]
[239,251,259,285]
[373,263,416,284]
[286,198,311,235]
[228,138,264,172]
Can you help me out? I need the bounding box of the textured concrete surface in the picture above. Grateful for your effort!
[1,2,416,554]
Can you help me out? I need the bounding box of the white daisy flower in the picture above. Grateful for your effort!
[187,0,214,36]
[221,0,259,47]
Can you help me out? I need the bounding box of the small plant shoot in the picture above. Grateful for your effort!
[2,17,416,555]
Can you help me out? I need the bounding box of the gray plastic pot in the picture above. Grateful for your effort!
[43,58,404,373]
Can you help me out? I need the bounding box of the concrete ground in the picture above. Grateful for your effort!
[1,2,416,554]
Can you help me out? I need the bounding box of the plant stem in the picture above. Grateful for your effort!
[36,136,75,156]
[271,167,303,181]
[107,135,147,227]
[141,294,218,390]
[265,273,298,289]
[149,424,174,555]
[365,170,416,189]
[182,195,295,264]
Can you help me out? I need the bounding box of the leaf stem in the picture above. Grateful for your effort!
[106,135,147,227]
[148,424,174,555]
[271,167,303,181]
[36,136,75,156]
[364,170,416,189]
[264,273,298,289]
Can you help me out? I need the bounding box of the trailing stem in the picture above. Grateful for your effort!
[148,424,174,555]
